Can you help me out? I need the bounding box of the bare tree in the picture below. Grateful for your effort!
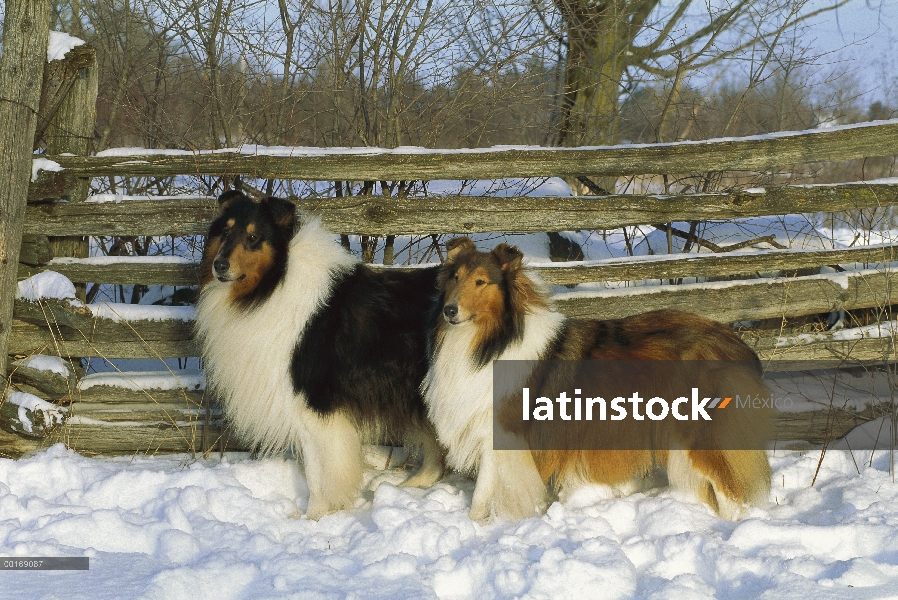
[545,0,851,152]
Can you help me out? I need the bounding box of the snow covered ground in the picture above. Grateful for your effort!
[2,446,898,599]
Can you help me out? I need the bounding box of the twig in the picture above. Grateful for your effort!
[651,225,791,254]
[721,235,782,252]
[651,223,723,252]
[576,176,609,195]
[234,177,264,199]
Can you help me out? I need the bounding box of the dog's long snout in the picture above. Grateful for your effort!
[213,258,230,275]
[443,304,458,319]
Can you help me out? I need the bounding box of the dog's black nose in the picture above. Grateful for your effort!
[213,258,229,274]
[443,305,458,319]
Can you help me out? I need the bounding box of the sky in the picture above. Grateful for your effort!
[805,0,898,103]
[809,0,896,52]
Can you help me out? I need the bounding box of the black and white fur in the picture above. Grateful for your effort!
[195,191,444,518]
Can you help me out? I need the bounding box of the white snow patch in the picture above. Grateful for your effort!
[831,321,898,341]
[775,320,898,348]
[784,177,898,188]
[818,225,898,248]
[15,274,192,321]
[553,268,865,303]
[47,31,85,62]
[94,145,554,158]
[854,177,898,185]
[50,255,196,266]
[421,178,573,197]
[528,242,897,271]
[63,415,126,426]
[31,157,63,182]
[7,392,65,434]
[85,194,214,204]
[78,370,205,392]
[1,448,898,597]
[635,215,841,256]
[87,302,195,323]
[765,369,897,412]
[830,417,896,451]
[16,271,77,301]
[12,355,72,377]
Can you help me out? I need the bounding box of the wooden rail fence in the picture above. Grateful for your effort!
[2,36,898,458]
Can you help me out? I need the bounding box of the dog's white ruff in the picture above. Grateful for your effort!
[423,307,564,520]
[195,219,362,517]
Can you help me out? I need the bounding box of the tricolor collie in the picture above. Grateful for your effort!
[424,237,771,521]
[195,190,444,518]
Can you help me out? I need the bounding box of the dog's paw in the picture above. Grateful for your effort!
[492,488,546,521]
[468,489,544,522]
[305,497,348,520]
[399,464,444,489]
[468,501,492,522]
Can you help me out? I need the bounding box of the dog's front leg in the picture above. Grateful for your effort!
[298,411,364,519]
[470,447,546,521]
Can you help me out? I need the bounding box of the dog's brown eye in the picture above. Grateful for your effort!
[247,234,258,244]
[475,279,486,286]
[221,227,231,236]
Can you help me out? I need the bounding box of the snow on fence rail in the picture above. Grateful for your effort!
[20,181,898,236]
[5,118,898,458]
[36,118,898,180]
[9,269,898,359]
[17,241,898,288]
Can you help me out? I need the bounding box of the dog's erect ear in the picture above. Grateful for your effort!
[263,196,297,234]
[491,242,544,321]
[445,237,475,262]
[217,190,246,212]
[491,243,523,273]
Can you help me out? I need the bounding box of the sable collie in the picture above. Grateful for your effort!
[195,190,444,518]
[423,237,771,521]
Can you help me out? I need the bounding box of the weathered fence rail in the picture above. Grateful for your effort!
[17,242,896,288]
[9,268,898,359]
[556,269,897,321]
[4,46,898,460]
[41,119,898,179]
[21,182,898,236]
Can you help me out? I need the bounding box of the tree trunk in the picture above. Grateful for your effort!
[0,0,52,386]
[555,1,632,194]
[557,4,627,148]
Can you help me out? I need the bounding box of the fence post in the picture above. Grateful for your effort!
[43,44,98,301]
[0,1,52,391]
